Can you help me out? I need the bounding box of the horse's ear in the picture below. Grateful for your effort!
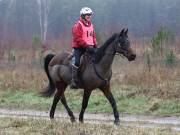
[125,29,128,35]
[119,29,125,36]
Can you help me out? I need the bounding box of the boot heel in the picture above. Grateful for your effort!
[70,65,79,89]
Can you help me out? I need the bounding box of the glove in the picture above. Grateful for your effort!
[86,46,96,54]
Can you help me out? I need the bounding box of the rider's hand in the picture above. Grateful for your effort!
[86,46,95,54]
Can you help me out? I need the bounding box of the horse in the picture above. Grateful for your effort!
[41,29,136,125]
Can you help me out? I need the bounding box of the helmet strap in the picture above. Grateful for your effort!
[81,14,86,19]
[81,14,88,22]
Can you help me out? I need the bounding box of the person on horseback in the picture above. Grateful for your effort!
[70,7,97,89]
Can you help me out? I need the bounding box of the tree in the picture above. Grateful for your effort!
[36,0,55,43]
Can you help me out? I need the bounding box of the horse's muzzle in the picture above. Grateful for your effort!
[128,54,136,61]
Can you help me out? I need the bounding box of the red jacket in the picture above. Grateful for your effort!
[72,17,97,48]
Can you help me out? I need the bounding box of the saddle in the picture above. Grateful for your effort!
[70,51,95,88]
[48,50,95,88]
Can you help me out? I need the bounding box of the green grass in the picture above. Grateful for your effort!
[0,117,178,135]
[150,99,180,116]
[0,90,53,110]
[0,87,179,116]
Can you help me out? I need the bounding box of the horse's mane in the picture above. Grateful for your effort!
[94,33,117,63]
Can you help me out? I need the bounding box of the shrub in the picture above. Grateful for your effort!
[151,27,172,56]
[165,50,176,67]
[32,35,42,51]
[32,35,43,62]
[144,51,152,72]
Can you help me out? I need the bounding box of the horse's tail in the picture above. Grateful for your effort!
[40,53,56,97]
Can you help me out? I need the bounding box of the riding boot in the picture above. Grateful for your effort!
[70,65,79,89]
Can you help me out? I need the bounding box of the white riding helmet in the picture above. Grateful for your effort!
[80,7,93,16]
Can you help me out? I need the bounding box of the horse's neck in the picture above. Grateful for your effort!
[97,42,115,74]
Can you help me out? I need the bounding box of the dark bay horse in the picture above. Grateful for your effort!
[41,29,136,125]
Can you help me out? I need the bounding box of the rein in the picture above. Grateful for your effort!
[92,34,125,88]
[92,41,115,87]
[92,62,112,88]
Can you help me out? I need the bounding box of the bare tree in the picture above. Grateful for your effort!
[36,0,54,43]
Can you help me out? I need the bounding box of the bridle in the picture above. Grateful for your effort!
[92,34,129,88]
[104,34,129,59]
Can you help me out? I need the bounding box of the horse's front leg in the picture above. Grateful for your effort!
[79,90,92,123]
[100,84,120,125]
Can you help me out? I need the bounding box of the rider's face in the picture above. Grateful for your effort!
[85,14,92,21]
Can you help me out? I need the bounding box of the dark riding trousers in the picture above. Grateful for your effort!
[72,48,86,67]
[72,47,96,67]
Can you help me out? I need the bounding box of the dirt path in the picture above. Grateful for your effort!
[0,109,179,132]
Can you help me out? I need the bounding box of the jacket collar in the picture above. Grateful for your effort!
[80,17,91,27]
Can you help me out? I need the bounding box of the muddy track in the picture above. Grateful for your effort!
[0,109,179,132]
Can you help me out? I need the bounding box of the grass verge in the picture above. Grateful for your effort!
[0,87,179,116]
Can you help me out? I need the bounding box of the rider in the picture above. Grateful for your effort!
[70,7,97,89]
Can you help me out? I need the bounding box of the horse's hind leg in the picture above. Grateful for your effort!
[79,90,92,123]
[100,84,120,125]
[50,81,66,119]
[61,93,76,122]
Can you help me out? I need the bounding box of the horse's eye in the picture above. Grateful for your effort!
[119,41,125,46]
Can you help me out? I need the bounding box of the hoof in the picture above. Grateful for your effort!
[50,114,54,119]
[114,119,120,125]
[50,116,54,119]
[70,117,76,123]
[79,118,84,123]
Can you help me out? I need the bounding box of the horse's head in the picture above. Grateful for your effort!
[114,29,136,61]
